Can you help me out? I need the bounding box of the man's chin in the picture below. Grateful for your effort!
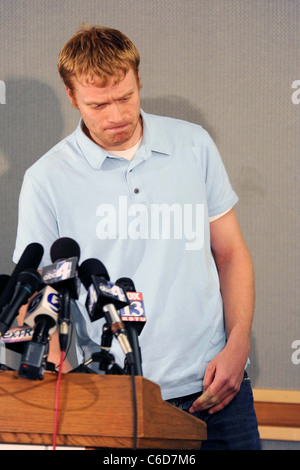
[106,129,136,148]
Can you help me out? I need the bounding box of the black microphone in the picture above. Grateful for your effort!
[79,258,135,368]
[0,243,44,311]
[42,237,80,352]
[18,285,59,380]
[115,278,146,376]
[0,275,10,297]
[0,273,30,354]
[0,269,42,338]
[42,237,81,299]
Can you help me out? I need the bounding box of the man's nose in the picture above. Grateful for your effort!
[107,103,123,123]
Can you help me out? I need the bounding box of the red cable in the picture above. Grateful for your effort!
[52,350,66,450]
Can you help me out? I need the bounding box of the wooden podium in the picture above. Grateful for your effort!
[0,370,206,449]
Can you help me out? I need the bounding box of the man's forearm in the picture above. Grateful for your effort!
[216,241,255,360]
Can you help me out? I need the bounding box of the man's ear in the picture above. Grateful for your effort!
[137,71,142,90]
[65,86,77,108]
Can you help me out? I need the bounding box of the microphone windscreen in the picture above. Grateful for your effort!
[0,243,44,309]
[13,243,44,275]
[50,237,80,262]
[115,277,136,292]
[79,258,110,289]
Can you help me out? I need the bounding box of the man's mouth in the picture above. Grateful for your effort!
[106,123,130,132]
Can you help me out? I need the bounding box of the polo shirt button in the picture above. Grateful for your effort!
[134,188,140,194]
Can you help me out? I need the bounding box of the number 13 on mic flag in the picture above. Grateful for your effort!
[119,291,146,334]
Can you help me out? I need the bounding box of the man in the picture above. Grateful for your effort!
[13,25,261,449]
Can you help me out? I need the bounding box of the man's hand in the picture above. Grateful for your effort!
[189,342,247,414]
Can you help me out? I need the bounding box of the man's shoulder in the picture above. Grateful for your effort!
[142,110,209,139]
[26,128,78,176]
[144,109,202,129]
[142,110,213,153]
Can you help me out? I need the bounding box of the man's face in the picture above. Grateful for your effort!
[66,68,142,151]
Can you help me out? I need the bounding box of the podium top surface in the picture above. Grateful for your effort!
[0,370,206,449]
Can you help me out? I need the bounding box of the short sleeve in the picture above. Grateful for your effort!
[202,131,239,218]
[13,171,59,267]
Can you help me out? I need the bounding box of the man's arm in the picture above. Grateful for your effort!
[189,208,254,414]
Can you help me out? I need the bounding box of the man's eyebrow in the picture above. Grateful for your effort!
[84,89,134,106]
[114,89,135,101]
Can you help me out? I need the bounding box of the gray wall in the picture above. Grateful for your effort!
[0,0,299,395]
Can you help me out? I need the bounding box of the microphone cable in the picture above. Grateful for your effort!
[52,349,65,450]
[51,321,73,450]
[130,362,138,450]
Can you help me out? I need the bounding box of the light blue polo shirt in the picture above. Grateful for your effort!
[13,110,238,400]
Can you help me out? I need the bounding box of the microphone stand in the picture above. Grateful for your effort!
[58,288,71,353]
[123,325,143,376]
[91,323,124,374]
[73,323,124,375]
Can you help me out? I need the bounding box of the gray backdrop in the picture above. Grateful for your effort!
[0,0,299,394]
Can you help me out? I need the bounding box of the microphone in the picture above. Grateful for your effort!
[42,237,80,352]
[0,274,32,354]
[0,275,10,297]
[78,258,130,320]
[0,243,44,311]
[78,259,135,368]
[24,285,59,335]
[115,278,146,376]
[18,285,59,380]
[42,237,81,299]
[0,268,42,338]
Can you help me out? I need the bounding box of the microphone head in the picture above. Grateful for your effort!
[43,239,80,299]
[14,243,44,273]
[115,277,136,292]
[50,237,80,263]
[0,243,44,310]
[79,258,110,289]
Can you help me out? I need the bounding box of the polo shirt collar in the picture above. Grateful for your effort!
[75,109,171,170]
[140,109,171,156]
[75,120,109,170]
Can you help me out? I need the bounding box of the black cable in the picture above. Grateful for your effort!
[130,363,138,450]
[49,320,73,372]
[63,319,73,361]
